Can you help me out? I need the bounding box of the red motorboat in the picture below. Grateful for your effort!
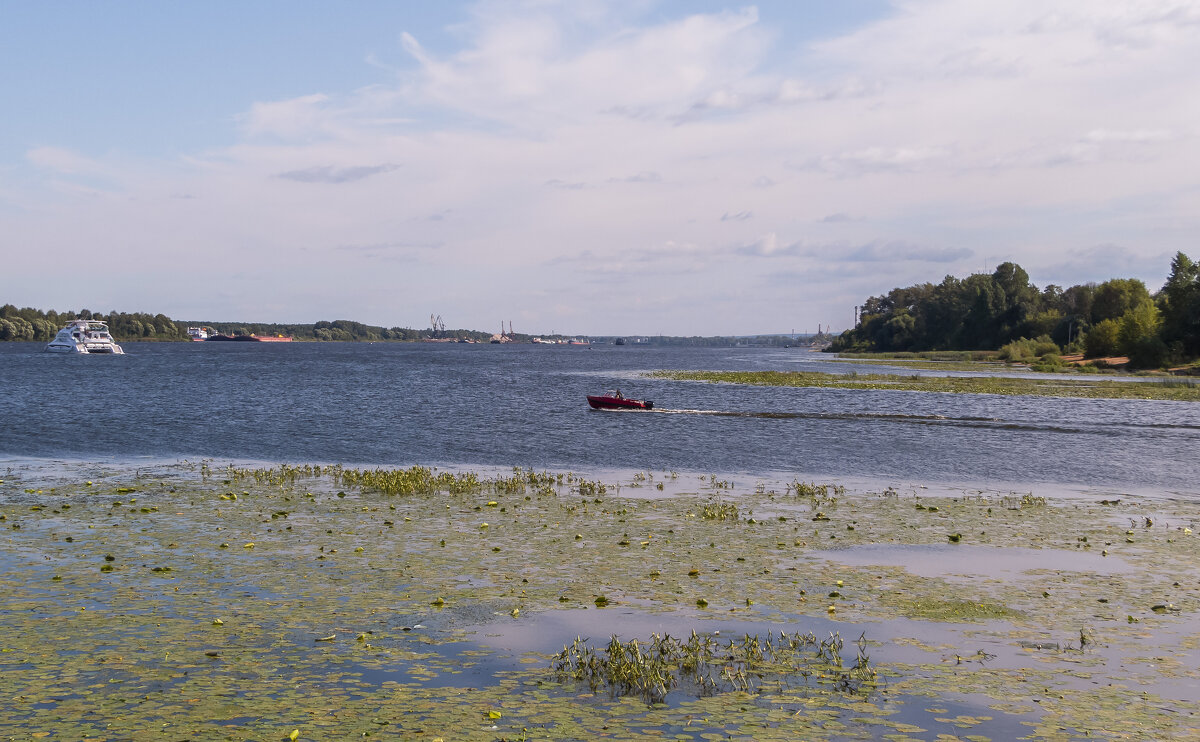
[587,390,653,410]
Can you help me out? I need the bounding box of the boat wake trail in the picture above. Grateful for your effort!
[652,408,963,422]
[634,408,1197,436]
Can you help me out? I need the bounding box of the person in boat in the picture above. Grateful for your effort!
[614,389,623,399]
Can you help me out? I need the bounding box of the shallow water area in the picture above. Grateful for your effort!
[821,543,1137,581]
[4,460,1200,739]
[461,605,1044,738]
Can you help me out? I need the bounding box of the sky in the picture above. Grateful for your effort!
[2,0,1199,336]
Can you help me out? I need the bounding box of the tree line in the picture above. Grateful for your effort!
[0,307,496,343]
[0,307,188,342]
[828,252,1200,369]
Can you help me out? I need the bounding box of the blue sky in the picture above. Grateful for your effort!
[3,0,1198,334]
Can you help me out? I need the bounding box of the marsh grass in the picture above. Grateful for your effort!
[552,629,876,703]
[651,369,1200,401]
[700,501,740,520]
[898,597,1020,621]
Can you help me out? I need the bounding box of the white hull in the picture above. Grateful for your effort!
[44,342,124,354]
[44,320,125,354]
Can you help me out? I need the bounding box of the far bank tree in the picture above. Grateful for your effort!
[831,252,1199,369]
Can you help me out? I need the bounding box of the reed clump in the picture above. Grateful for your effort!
[700,502,740,520]
[791,481,846,500]
[330,466,483,496]
[552,629,876,704]
[214,463,334,486]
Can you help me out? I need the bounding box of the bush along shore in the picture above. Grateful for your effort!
[2,461,1199,739]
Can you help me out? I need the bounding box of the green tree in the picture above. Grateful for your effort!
[1159,251,1200,356]
[1025,309,1064,339]
[882,311,916,349]
[991,262,1038,343]
[1084,319,1121,358]
[31,318,56,340]
[958,273,1004,349]
[9,316,34,340]
[1091,279,1151,324]
[1118,299,1165,368]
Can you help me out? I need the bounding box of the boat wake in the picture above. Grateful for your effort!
[621,408,1200,436]
[651,408,961,422]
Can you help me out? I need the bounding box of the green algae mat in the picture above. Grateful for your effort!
[650,369,1200,401]
[2,462,1199,740]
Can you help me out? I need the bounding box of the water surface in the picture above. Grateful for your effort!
[2,342,1197,492]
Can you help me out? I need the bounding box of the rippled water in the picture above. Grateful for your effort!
[2,341,1197,492]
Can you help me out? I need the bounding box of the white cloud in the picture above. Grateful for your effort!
[26,146,105,175]
[1083,129,1171,144]
[239,94,333,140]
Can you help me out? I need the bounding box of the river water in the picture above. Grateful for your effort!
[2,341,1197,494]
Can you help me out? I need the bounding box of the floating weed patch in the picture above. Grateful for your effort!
[334,466,483,496]
[650,369,1200,401]
[552,629,876,704]
[895,597,1019,622]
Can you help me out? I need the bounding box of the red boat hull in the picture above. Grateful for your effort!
[587,395,653,410]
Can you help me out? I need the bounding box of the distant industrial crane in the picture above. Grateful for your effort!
[431,314,445,336]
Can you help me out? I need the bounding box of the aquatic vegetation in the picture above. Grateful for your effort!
[650,369,1200,401]
[551,629,876,703]
[2,463,1199,739]
[700,501,740,520]
[332,465,483,495]
[895,596,1018,621]
[791,480,846,499]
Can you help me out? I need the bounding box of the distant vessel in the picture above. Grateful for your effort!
[186,326,212,342]
[205,333,293,342]
[44,320,124,354]
[568,338,590,345]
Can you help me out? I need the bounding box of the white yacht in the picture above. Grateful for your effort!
[44,320,125,354]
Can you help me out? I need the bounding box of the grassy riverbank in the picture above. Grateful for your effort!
[650,369,1200,401]
[2,462,1198,740]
